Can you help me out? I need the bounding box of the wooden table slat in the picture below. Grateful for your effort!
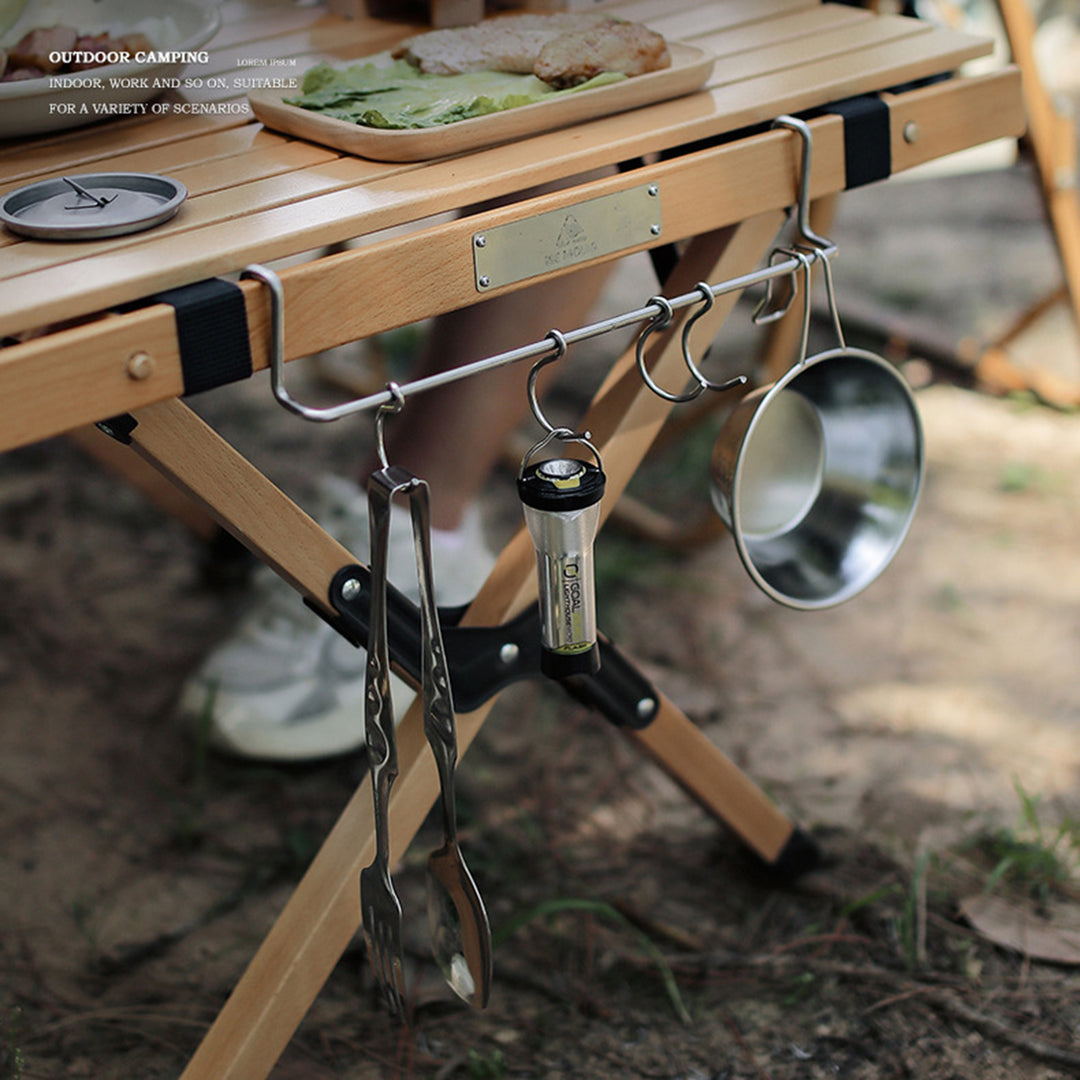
[702,13,931,88]
[0,127,314,201]
[684,5,871,59]
[0,111,251,175]
[646,0,824,40]
[619,0,815,28]
[0,154,396,280]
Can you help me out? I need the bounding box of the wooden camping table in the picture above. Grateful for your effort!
[0,2,1023,1077]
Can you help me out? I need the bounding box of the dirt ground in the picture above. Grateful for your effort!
[3,151,1080,1079]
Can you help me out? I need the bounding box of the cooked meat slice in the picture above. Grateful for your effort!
[392,12,609,76]
[534,20,670,88]
[9,26,78,73]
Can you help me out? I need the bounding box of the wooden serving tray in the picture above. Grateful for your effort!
[248,42,714,162]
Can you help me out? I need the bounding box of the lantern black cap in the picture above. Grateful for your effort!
[518,458,605,512]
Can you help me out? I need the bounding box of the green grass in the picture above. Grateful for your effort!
[896,850,934,970]
[971,778,1080,907]
[2,1008,24,1080]
[465,1048,506,1080]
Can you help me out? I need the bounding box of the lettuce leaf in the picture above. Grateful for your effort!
[285,59,625,129]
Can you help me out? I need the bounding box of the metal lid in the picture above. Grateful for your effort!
[0,173,187,241]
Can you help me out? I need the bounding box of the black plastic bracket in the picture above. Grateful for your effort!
[95,413,139,444]
[316,564,659,728]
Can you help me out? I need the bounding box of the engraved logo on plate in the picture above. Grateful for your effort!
[550,214,598,267]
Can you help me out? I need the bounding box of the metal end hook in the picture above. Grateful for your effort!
[811,244,847,350]
[242,262,349,424]
[682,282,747,394]
[374,382,405,469]
[525,330,569,435]
[636,295,706,404]
[771,116,833,251]
[751,247,802,326]
[780,247,815,369]
[241,263,289,406]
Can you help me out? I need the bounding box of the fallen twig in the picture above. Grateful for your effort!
[724,1011,772,1080]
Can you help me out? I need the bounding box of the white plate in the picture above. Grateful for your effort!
[0,0,220,140]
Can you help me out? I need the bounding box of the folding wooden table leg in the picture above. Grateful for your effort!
[972,0,1080,405]
[124,208,797,1080]
[995,0,1080,331]
[67,423,220,542]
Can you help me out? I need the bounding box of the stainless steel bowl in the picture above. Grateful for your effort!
[710,347,924,609]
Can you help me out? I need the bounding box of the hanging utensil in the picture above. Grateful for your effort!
[410,479,493,1008]
[360,389,492,1014]
[360,415,410,1019]
[360,498,407,1016]
[709,249,924,609]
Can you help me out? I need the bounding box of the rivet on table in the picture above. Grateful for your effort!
[636,697,657,721]
[478,275,491,288]
[903,121,920,144]
[650,224,662,236]
[474,235,486,248]
[648,184,659,197]
[341,577,362,601]
[126,351,155,380]
[499,642,519,666]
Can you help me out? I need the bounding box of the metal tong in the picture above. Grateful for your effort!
[359,464,411,1019]
[360,426,492,1017]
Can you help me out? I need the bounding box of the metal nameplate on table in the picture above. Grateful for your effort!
[473,183,662,292]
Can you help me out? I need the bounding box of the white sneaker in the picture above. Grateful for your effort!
[179,475,495,761]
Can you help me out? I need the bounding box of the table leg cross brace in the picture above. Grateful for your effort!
[320,563,659,727]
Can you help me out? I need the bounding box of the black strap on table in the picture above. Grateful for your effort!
[151,278,253,396]
[819,93,892,190]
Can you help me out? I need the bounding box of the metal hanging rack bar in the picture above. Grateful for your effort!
[242,115,834,424]
[243,242,835,424]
